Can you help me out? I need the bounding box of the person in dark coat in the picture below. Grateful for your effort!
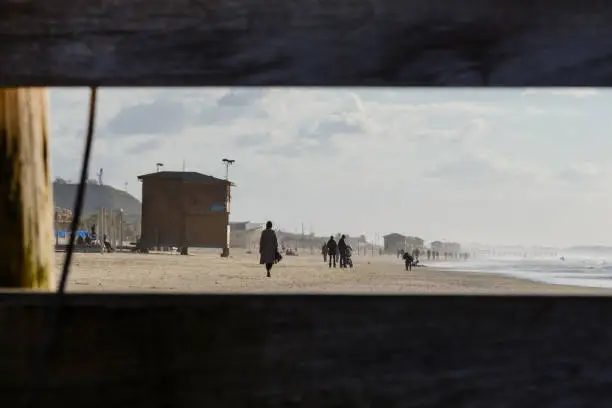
[403,251,414,271]
[326,236,338,268]
[259,221,279,278]
[322,242,328,263]
[338,234,348,268]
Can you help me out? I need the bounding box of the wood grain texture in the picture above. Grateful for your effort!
[0,89,55,289]
[2,293,612,406]
[2,0,612,86]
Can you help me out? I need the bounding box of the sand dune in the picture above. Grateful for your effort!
[56,249,612,295]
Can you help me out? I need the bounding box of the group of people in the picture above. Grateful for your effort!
[259,222,356,277]
[321,235,353,269]
[397,248,470,261]
[259,221,443,277]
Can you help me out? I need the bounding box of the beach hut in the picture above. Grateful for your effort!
[137,171,234,250]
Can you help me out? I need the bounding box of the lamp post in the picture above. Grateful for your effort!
[156,162,164,172]
[221,158,235,257]
[119,208,124,252]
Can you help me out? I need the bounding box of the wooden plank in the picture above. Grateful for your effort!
[2,0,612,86]
[0,89,55,289]
[3,293,612,406]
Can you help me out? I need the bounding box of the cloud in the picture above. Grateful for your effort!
[199,104,268,126]
[233,132,270,147]
[217,89,268,107]
[521,88,599,98]
[125,137,166,155]
[555,163,602,184]
[347,92,366,113]
[105,100,190,136]
[422,151,541,187]
[197,90,270,126]
[299,114,369,142]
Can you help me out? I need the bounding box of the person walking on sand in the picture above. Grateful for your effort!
[259,221,279,278]
[322,242,328,263]
[338,234,348,268]
[403,251,414,272]
[326,235,338,268]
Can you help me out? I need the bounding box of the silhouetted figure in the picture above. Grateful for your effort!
[103,234,114,252]
[403,252,414,271]
[322,242,328,263]
[326,236,338,268]
[259,221,279,278]
[413,248,420,261]
[344,245,354,268]
[427,249,431,260]
[338,234,348,268]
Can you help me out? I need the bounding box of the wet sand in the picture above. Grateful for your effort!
[57,250,612,294]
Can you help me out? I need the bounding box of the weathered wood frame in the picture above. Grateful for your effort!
[2,0,612,406]
[2,0,612,86]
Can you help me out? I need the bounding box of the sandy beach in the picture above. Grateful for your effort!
[57,249,612,294]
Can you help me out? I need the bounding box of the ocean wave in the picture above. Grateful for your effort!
[436,257,612,289]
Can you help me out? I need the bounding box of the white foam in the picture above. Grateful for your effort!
[434,256,612,289]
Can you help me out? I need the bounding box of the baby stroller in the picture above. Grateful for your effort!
[343,246,354,269]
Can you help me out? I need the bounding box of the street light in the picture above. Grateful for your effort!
[119,208,124,252]
[222,158,235,180]
[221,158,235,257]
[156,162,164,172]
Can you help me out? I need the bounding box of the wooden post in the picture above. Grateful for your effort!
[0,88,55,289]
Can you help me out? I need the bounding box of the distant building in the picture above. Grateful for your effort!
[230,221,263,250]
[445,242,461,254]
[137,171,234,249]
[384,233,425,253]
[405,236,425,251]
[431,241,444,253]
[383,233,406,253]
[431,240,461,255]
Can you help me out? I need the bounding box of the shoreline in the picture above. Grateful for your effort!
[55,251,612,295]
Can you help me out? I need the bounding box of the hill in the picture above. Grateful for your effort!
[53,180,141,222]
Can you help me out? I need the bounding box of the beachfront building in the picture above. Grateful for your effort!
[431,240,462,257]
[138,171,234,249]
[230,221,264,250]
[384,233,425,254]
[383,233,406,253]
[406,236,425,252]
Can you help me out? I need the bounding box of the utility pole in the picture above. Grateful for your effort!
[119,208,124,251]
[221,158,235,257]
[371,234,374,257]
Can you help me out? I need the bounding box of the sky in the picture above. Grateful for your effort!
[48,87,612,247]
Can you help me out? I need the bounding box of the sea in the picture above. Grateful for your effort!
[430,252,612,289]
